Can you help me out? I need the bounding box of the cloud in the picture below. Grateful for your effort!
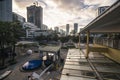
[14,0,47,8]
[14,0,33,8]
[84,0,117,6]
[51,0,98,26]
[13,0,117,30]
[53,0,85,13]
[50,0,117,31]
[13,0,47,20]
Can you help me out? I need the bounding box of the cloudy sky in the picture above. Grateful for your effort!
[13,0,117,30]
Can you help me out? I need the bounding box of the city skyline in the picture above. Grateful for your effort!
[13,0,117,29]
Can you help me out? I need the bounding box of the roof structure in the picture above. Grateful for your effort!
[80,0,120,33]
[16,41,38,45]
[39,46,61,53]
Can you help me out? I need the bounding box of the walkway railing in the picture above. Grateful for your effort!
[94,37,120,49]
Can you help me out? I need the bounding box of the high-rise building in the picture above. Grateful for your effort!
[66,24,69,35]
[98,6,109,16]
[27,4,43,29]
[54,27,59,32]
[0,0,12,21]
[74,23,78,34]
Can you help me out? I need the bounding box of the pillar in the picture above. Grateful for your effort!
[86,31,90,58]
[79,33,80,49]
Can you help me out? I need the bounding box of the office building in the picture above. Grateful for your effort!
[74,23,78,34]
[27,4,43,29]
[54,27,59,32]
[0,0,12,21]
[66,24,70,35]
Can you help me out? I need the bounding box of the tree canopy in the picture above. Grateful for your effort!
[0,21,24,66]
[0,21,24,48]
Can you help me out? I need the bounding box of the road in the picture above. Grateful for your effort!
[1,49,68,80]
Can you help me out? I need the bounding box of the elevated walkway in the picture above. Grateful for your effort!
[60,49,120,80]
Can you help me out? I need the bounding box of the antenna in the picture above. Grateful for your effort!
[36,0,38,6]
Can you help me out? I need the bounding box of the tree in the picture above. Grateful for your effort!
[72,35,79,43]
[35,34,46,41]
[0,21,24,66]
[52,34,59,41]
[0,22,11,66]
[10,22,24,61]
[59,36,69,43]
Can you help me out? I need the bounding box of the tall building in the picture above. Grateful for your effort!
[74,23,78,34]
[54,27,59,32]
[0,0,12,21]
[98,6,109,16]
[66,24,69,35]
[27,4,43,29]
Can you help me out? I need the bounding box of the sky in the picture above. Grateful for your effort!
[13,0,117,31]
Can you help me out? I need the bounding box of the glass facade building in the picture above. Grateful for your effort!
[0,0,12,21]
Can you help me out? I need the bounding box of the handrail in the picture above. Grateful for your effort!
[39,64,53,80]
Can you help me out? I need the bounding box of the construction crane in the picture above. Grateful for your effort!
[33,0,38,6]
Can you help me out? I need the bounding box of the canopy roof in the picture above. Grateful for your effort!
[80,1,120,33]
[39,46,61,53]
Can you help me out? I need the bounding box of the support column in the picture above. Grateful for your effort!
[79,33,80,49]
[86,31,90,58]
